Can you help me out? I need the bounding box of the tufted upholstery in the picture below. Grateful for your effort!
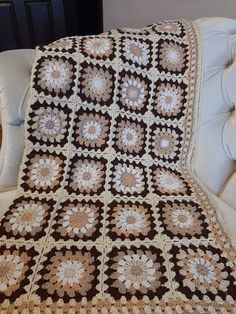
[194,18,236,201]
[0,18,235,217]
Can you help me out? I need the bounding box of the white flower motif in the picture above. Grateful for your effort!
[117,209,145,232]
[90,75,106,94]
[82,66,112,102]
[160,138,169,148]
[30,158,59,187]
[158,171,184,192]
[57,260,84,286]
[85,38,111,55]
[162,24,174,31]
[0,255,23,292]
[32,107,67,143]
[42,61,71,89]
[117,254,156,290]
[82,120,101,140]
[122,79,145,107]
[113,164,144,194]
[9,203,45,232]
[171,209,193,228]
[123,39,150,65]
[74,163,100,188]
[188,258,216,283]
[154,128,180,160]
[122,127,138,146]
[62,207,95,235]
[39,113,61,136]
[156,22,181,34]
[158,86,181,113]
[50,38,74,50]
[165,47,182,66]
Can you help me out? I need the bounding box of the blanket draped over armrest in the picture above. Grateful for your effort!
[0,20,235,312]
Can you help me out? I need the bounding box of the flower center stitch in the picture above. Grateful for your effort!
[64,267,76,278]
[178,214,188,223]
[165,177,174,185]
[94,41,103,49]
[69,211,89,229]
[126,132,133,141]
[167,49,179,64]
[45,120,56,130]
[160,138,170,148]
[51,70,61,79]
[20,211,34,223]
[83,172,92,181]
[196,264,209,276]
[121,172,136,187]
[130,44,142,57]
[130,264,143,276]
[39,166,51,177]
[88,126,96,135]
[126,215,137,225]
[165,95,173,104]
[91,76,104,92]
[128,86,139,100]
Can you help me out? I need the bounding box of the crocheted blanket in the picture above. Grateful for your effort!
[1,20,236,313]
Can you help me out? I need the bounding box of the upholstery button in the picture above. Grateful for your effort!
[222,61,236,107]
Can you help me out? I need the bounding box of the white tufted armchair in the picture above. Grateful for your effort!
[0,17,235,235]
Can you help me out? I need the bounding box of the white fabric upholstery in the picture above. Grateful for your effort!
[0,49,34,190]
[0,18,235,230]
[0,189,17,220]
[220,172,236,208]
[194,18,236,197]
[206,190,236,238]
[0,124,24,190]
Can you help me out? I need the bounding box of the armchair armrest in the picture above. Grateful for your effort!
[0,49,35,191]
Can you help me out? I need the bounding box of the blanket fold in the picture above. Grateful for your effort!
[0,20,235,313]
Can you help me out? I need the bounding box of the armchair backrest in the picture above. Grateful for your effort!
[194,18,236,207]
